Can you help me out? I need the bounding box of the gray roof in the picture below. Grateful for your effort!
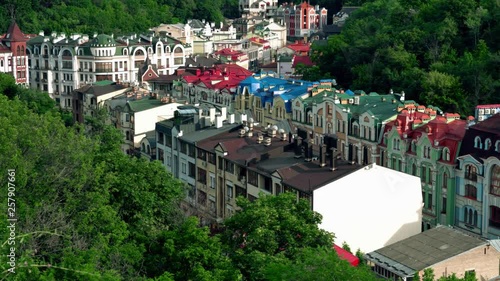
[181,124,240,143]
[365,226,487,277]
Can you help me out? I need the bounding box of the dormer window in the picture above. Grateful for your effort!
[442,147,451,161]
[411,140,417,153]
[485,138,492,150]
[474,136,482,149]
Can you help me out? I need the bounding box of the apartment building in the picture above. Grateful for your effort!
[379,107,467,230]
[0,21,29,86]
[283,2,328,38]
[26,31,190,107]
[455,113,500,239]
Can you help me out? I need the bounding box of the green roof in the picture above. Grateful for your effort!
[337,94,402,121]
[127,98,166,112]
[94,80,115,86]
[91,34,116,47]
[303,90,337,105]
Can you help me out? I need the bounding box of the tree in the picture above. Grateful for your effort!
[263,247,378,281]
[220,193,334,280]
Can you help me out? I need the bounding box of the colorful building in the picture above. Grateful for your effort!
[283,2,328,38]
[0,21,30,86]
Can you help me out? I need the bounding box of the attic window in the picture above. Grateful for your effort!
[485,138,492,150]
[148,73,152,77]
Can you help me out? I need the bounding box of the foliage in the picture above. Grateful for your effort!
[313,0,500,116]
[0,0,241,35]
[220,193,335,280]
[263,247,378,281]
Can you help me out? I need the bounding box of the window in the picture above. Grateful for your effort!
[443,173,448,189]
[180,141,187,154]
[181,162,187,174]
[197,168,207,184]
[225,160,235,174]
[236,185,246,198]
[227,185,233,200]
[421,166,426,182]
[248,170,258,186]
[197,190,207,206]
[210,173,215,189]
[412,163,417,176]
[427,193,433,210]
[158,132,164,145]
[465,184,477,200]
[490,206,500,228]
[197,148,207,161]
[158,148,164,164]
[208,153,216,164]
[491,165,500,196]
[465,165,478,181]
[441,197,447,214]
[188,144,195,157]
[485,138,492,150]
[442,147,450,161]
[189,162,195,178]
[165,135,172,147]
[474,136,482,149]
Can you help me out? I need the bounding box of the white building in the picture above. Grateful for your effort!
[239,0,279,15]
[313,163,423,253]
[27,32,190,107]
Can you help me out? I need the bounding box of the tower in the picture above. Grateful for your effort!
[1,21,29,86]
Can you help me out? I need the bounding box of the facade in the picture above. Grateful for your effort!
[0,21,29,86]
[314,163,422,253]
[26,31,190,105]
[106,92,182,154]
[239,0,279,15]
[365,226,500,281]
[174,64,253,111]
[379,104,467,230]
[283,2,328,38]
[72,81,130,123]
[455,114,500,239]
[475,104,500,122]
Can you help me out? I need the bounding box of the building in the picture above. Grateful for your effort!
[26,31,190,105]
[365,226,500,281]
[175,64,253,110]
[379,105,467,230]
[455,113,500,239]
[72,80,130,123]
[475,104,500,122]
[239,0,279,15]
[0,21,29,86]
[314,162,422,253]
[283,2,328,38]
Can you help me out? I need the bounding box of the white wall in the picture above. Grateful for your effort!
[313,163,422,253]
[133,103,182,144]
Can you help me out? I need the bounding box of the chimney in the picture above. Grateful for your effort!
[257,133,263,144]
[215,115,223,128]
[319,144,326,167]
[264,137,272,146]
[209,107,216,123]
[294,137,302,158]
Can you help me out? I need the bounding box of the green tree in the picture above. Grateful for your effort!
[220,193,334,280]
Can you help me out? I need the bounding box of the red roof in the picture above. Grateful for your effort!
[181,64,252,92]
[476,104,500,109]
[2,21,28,42]
[292,55,314,68]
[214,48,245,56]
[333,244,359,266]
[287,42,310,53]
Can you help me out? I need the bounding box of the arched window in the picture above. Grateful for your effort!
[464,208,468,223]
[473,210,478,226]
[411,140,416,153]
[142,143,146,152]
[465,165,478,181]
[442,147,450,161]
[412,163,417,176]
[474,136,482,149]
[16,46,20,56]
[490,165,500,196]
[147,145,150,154]
[21,46,25,56]
[485,138,492,150]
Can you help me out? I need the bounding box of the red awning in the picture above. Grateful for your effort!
[333,244,359,266]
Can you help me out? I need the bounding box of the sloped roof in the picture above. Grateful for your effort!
[365,226,487,276]
[292,55,314,68]
[2,21,28,42]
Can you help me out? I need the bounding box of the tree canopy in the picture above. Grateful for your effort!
[311,0,500,116]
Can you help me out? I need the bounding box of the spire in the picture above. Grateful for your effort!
[3,21,27,42]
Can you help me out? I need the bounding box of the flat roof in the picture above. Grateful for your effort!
[365,226,487,276]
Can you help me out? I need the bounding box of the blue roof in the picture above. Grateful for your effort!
[345,89,355,96]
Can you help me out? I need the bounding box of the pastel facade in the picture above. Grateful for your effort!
[283,2,328,37]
